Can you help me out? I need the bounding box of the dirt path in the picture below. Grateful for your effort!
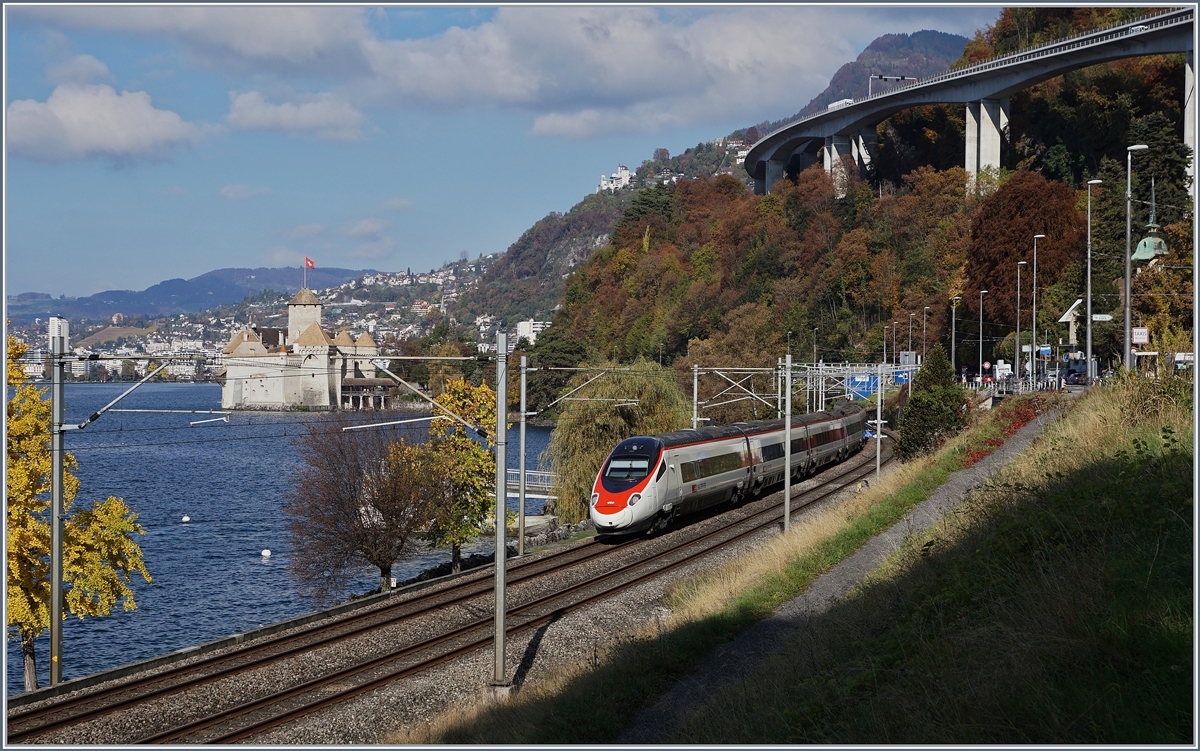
[617,404,1066,744]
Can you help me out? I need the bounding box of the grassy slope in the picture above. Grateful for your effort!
[675,377,1193,743]
[395,392,1081,744]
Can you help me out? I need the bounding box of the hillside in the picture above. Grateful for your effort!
[456,190,635,323]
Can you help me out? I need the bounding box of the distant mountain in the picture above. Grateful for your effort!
[456,190,635,323]
[6,266,373,323]
[756,30,969,135]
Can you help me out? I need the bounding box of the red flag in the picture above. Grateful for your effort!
[305,257,315,269]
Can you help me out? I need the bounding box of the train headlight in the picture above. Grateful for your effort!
[591,493,600,506]
[628,493,642,507]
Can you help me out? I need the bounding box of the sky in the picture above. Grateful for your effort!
[4,4,999,298]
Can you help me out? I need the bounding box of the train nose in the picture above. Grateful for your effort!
[591,506,631,529]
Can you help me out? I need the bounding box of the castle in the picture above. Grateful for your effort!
[219,289,390,410]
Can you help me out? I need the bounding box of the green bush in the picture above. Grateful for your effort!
[896,344,968,459]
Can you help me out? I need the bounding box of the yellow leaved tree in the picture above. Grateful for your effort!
[6,332,151,691]
[424,377,501,572]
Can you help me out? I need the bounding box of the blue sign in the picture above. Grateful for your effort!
[1039,344,1051,356]
[848,374,878,399]
[895,370,911,385]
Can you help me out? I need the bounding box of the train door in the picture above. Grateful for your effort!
[664,455,683,514]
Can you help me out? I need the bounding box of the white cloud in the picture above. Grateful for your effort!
[46,54,111,85]
[220,184,272,200]
[380,197,413,212]
[227,91,364,141]
[286,223,325,240]
[15,6,374,77]
[344,217,387,238]
[15,6,998,139]
[352,7,858,135]
[350,237,396,260]
[6,83,204,162]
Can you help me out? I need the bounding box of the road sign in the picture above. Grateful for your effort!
[1039,344,1051,356]
[983,361,991,370]
[1132,327,1149,344]
[1092,314,1113,322]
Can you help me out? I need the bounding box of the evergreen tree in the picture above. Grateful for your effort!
[896,344,968,459]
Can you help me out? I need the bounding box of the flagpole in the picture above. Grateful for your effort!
[303,262,306,290]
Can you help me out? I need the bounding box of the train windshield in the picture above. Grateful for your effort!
[605,456,651,481]
[600,438,662,492]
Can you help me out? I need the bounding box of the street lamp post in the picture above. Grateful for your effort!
[812,327,819,365]
[787,330,792,357]
[1017,261,1027,381]
[1126,144,1149,370]
[908,312,915,352]
[882,321,887,364]
[951,296,961,373]
[1086,179,1102,383]
[1032,234,1044,382]
[979,290,988,385]
[892,321,898,365]
[922,306,930,359]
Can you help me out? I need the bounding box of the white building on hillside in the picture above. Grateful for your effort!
[598,164,632,193]
[516,319,552,345]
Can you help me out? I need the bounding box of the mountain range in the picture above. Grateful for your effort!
[5,267,372,323]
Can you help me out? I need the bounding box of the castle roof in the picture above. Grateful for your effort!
[293,321,333,346]
[354,331,376,347]
[289,288,321,306]
[333,330,356,346]
[223,328,263,355]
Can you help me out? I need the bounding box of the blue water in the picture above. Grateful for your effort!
[5,383,551,696]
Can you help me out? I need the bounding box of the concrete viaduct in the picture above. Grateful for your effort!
[744,7,1195,194]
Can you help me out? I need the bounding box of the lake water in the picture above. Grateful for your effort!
[5,383,552,696]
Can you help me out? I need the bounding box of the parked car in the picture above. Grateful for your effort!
[1065,372,1085,385]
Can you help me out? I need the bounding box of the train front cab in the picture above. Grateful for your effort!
[590,437,665,535]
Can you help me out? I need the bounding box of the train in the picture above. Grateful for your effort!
[590,401,869,536]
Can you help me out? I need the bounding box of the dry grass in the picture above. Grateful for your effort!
[663,457,921,623]
[673,382,1193,744]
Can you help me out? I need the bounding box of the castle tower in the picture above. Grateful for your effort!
[287,288,322,346]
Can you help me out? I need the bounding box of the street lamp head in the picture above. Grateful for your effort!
[1087,179,1103,185]
[1018,260,1027,265]
[1033,234,1045,239]
[952,295,961,302]
[980,290,988,295]
[1128,144,1149,152]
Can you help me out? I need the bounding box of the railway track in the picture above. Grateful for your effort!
[9,443,892,744]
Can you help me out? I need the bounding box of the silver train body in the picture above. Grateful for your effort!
[590,402,868,535]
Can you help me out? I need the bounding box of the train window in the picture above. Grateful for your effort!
[761,442,784,461]
[680,462,697,482]
[790,436,805,453]
[655,462,667,481]
[605,456,650,481]
[697,452,742,478]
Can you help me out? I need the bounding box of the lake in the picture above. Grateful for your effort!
[6,382,552,696]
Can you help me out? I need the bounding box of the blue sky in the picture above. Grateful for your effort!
[4,5,999,298]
